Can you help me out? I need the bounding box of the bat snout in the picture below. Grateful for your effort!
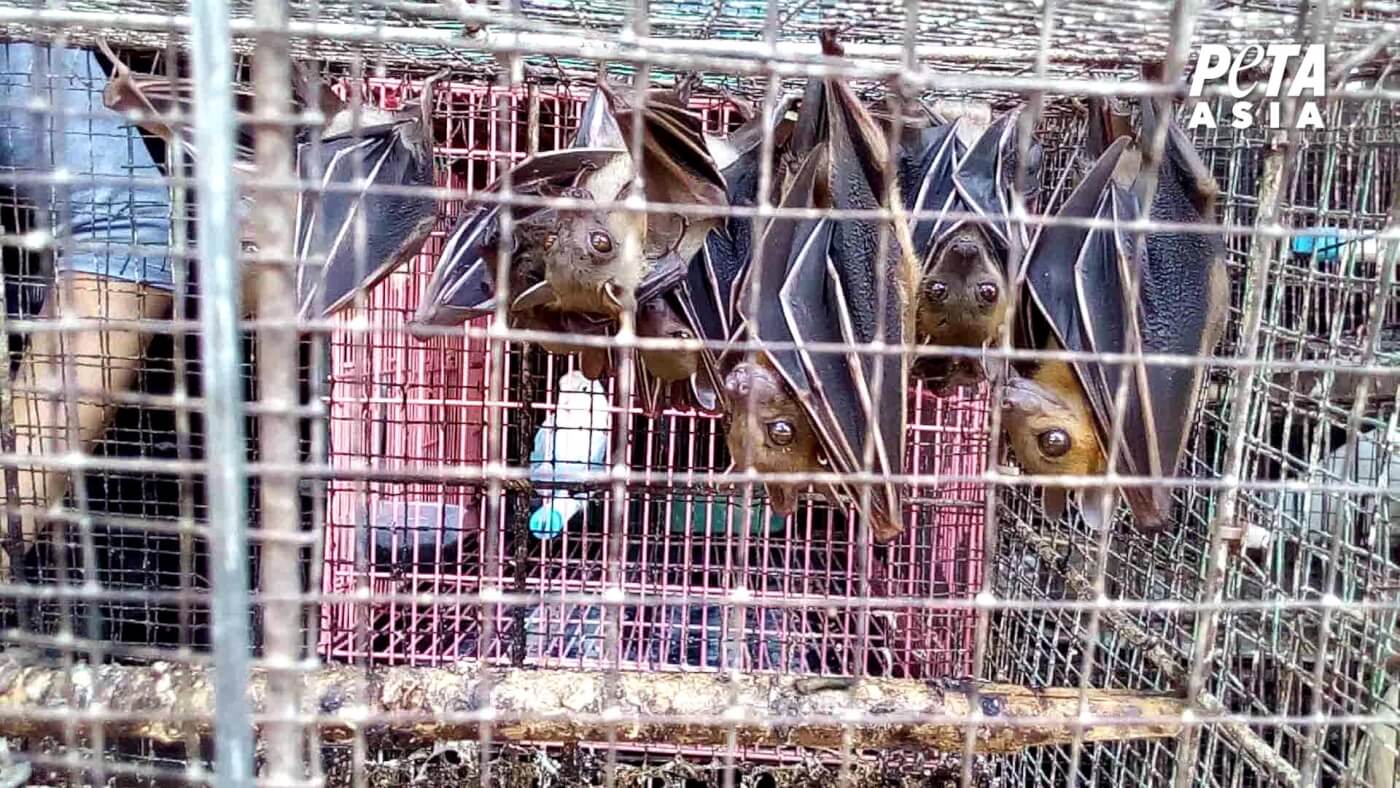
[1000,377,1055,417]
[949,239,981,261]
[723,364,756,399]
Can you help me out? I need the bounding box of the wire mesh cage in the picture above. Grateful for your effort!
[0,0,1394,787]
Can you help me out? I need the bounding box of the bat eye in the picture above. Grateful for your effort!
[928,281,948,302]
[765,420,795,446]
[976,282,999,304]
[543,233,558,250]
[672,330,693,340]
[1037,429,1072,458]
[589,232,614,254]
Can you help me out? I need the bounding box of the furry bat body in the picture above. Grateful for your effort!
[725,30,918,543]
[1006,93,1229,531]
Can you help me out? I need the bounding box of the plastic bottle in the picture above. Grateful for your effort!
[527,370,611,539]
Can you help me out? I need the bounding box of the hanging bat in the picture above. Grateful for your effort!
[97,43,446,318]
[504,79,727,321]
[293,72,445,317]
[414,78,724,325]
[412,83,631,330]
[631,95,802,416]
[909,110,1043,393]
[1006,91,1228,531]
[725,28,918,543]
[411,83,729,415]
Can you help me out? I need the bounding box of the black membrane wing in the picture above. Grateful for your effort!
[820,78,912,534]
[907,121,963,255]
[947,111,1018,249]
[1072,181,1152,476]
[294,120,437,317]
[779,218,855,470]
[687,240,734,353]
[636,250,690,304]
[1022,137,1129,357]
[736,150,828,433]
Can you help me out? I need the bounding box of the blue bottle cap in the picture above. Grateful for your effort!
[529,507,566,539]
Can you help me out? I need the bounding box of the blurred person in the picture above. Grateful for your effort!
[0,42,174,576]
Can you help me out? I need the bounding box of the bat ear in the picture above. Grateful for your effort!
[1076,487,1117,532]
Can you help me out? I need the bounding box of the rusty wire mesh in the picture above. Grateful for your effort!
[0,0,1393,786]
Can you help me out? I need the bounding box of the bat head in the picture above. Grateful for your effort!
[536,186,645,315]
[722,359,825,516]
[917,228,1008,344]
[999,366,1106,479]
[636,297,699,382]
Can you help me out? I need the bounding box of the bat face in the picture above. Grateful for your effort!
[722,359,825,516]
[918,226,1008,340]
[906,110,1038,393]
[1000,363,1106,479]
[636,297,698,382]
[530,192,644,317]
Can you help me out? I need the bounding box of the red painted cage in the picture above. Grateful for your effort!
[318,78,989,680]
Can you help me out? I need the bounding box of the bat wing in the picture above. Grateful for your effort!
[948,111,1018,249]
[736,149,831,441]
[1072,183,1154,482]
[907,120,963,255]
[295,119,438,318]
[1022,137,1130,356]
[713,97,799,340]
[813,77,914,539]
[635,248,690,305]
[779,215,856,470]
[687,232,740,356]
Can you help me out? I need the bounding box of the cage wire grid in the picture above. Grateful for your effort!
[0,0,1390,786]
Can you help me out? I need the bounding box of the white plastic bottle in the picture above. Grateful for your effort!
[527,370,612,539]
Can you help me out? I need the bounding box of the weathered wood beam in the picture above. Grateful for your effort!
[0,655,1186,753]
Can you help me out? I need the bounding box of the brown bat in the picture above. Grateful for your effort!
[1007,87,1228,532]
[725,28,919,543]
[910,111,1043,392]
[96,41,444,318]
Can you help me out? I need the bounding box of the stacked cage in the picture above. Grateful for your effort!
[319,79,990,678]
[0,0,1392,786]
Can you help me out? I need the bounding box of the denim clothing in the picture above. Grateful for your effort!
[0,42,173,291]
